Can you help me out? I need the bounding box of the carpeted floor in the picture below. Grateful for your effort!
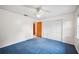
[0,38,78,54]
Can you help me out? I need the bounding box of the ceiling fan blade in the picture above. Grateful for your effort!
[24,14,34,19]
[23,5,41,16]
[36,6,51,15]
[41,8,50,13]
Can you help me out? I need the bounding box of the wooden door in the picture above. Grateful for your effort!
[33,21,42,37]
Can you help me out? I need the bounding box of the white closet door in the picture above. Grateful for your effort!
[43,20,62,41]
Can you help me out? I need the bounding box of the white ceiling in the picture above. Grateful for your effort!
[0,5,77,19]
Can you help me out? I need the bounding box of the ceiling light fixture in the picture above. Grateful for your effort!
[35,14,41,20]
[36,14,41,18]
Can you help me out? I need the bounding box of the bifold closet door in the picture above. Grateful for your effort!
[43,20,62,41]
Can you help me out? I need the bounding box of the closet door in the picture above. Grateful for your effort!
[43,19,62,41]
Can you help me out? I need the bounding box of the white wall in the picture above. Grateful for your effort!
[74,6,79,53]
[43,13,75,45]
[0,9,33,48]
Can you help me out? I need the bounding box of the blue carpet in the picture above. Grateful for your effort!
[0,38,78,54]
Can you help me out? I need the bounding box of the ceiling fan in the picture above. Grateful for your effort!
[24,5,50,13]
[23,5,50,18]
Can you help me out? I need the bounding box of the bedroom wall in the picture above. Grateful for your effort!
[74,6,79,53]
[43,13,74,45]
[0,9,33,48]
